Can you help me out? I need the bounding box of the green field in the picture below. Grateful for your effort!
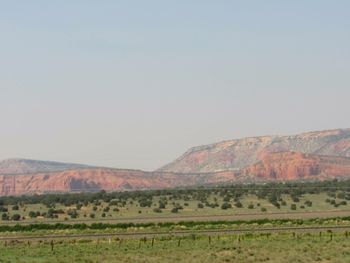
[7,193,345,219]
[1,232,350,263]
[2,181,350,262]
[1,188,350,224]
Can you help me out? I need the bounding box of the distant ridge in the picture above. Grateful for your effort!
[0,158,93,175]
[159,128,350,173]
[1,128,350,196]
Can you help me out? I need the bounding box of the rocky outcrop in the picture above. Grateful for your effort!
[0,168,237,196]
[159,129,350,173]
[241,152,350,181]
[1,129,350,196]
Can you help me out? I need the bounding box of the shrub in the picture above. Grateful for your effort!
[139,200,152,207]
[109,200,119,206]
[248,204,254,209]
[304,200,312,207]
[197,203,204,209]
[271,201,280,209]
[171,207,179,213]
[234,201,243,208]
[292,197,300,203]
[12,205,19,211]
[11,214,21,221]
[1,213,9,221]
[221,202,232,210]
[291,204,297,210]
[67,209,78,219]
[0,206,8,213]
[153,208,162,213]
[261,207,267,212]
[28,211,37,218]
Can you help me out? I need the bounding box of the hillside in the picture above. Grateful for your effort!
[0,167,237,196]
[159,129,350,173]
[1,128,350,196]
[0,159,92,175]
[240,152,350,181]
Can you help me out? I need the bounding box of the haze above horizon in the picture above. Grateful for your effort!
[1,1,349,170]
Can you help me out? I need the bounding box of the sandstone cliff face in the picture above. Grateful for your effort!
[159,129,350,173]
[1,129,350,196]
[0,168,237,196]
[241,152,350,181]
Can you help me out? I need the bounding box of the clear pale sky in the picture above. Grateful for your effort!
[0,1,349,170]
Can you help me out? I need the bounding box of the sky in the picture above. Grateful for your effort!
[0,1,349,170]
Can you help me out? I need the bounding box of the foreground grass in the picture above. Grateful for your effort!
[1,232,350,263]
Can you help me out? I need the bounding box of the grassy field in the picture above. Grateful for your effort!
[2,192,349,224]
[2,182,350,262]
[1,232,350,263]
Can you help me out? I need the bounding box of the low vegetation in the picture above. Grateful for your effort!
[1,179,350,223]
[1,180,350,262]
[1,232,350,263]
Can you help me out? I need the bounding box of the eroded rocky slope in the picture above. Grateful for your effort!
[159,129,350,173]
[1,129,350,196]
[0,168,237,196]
